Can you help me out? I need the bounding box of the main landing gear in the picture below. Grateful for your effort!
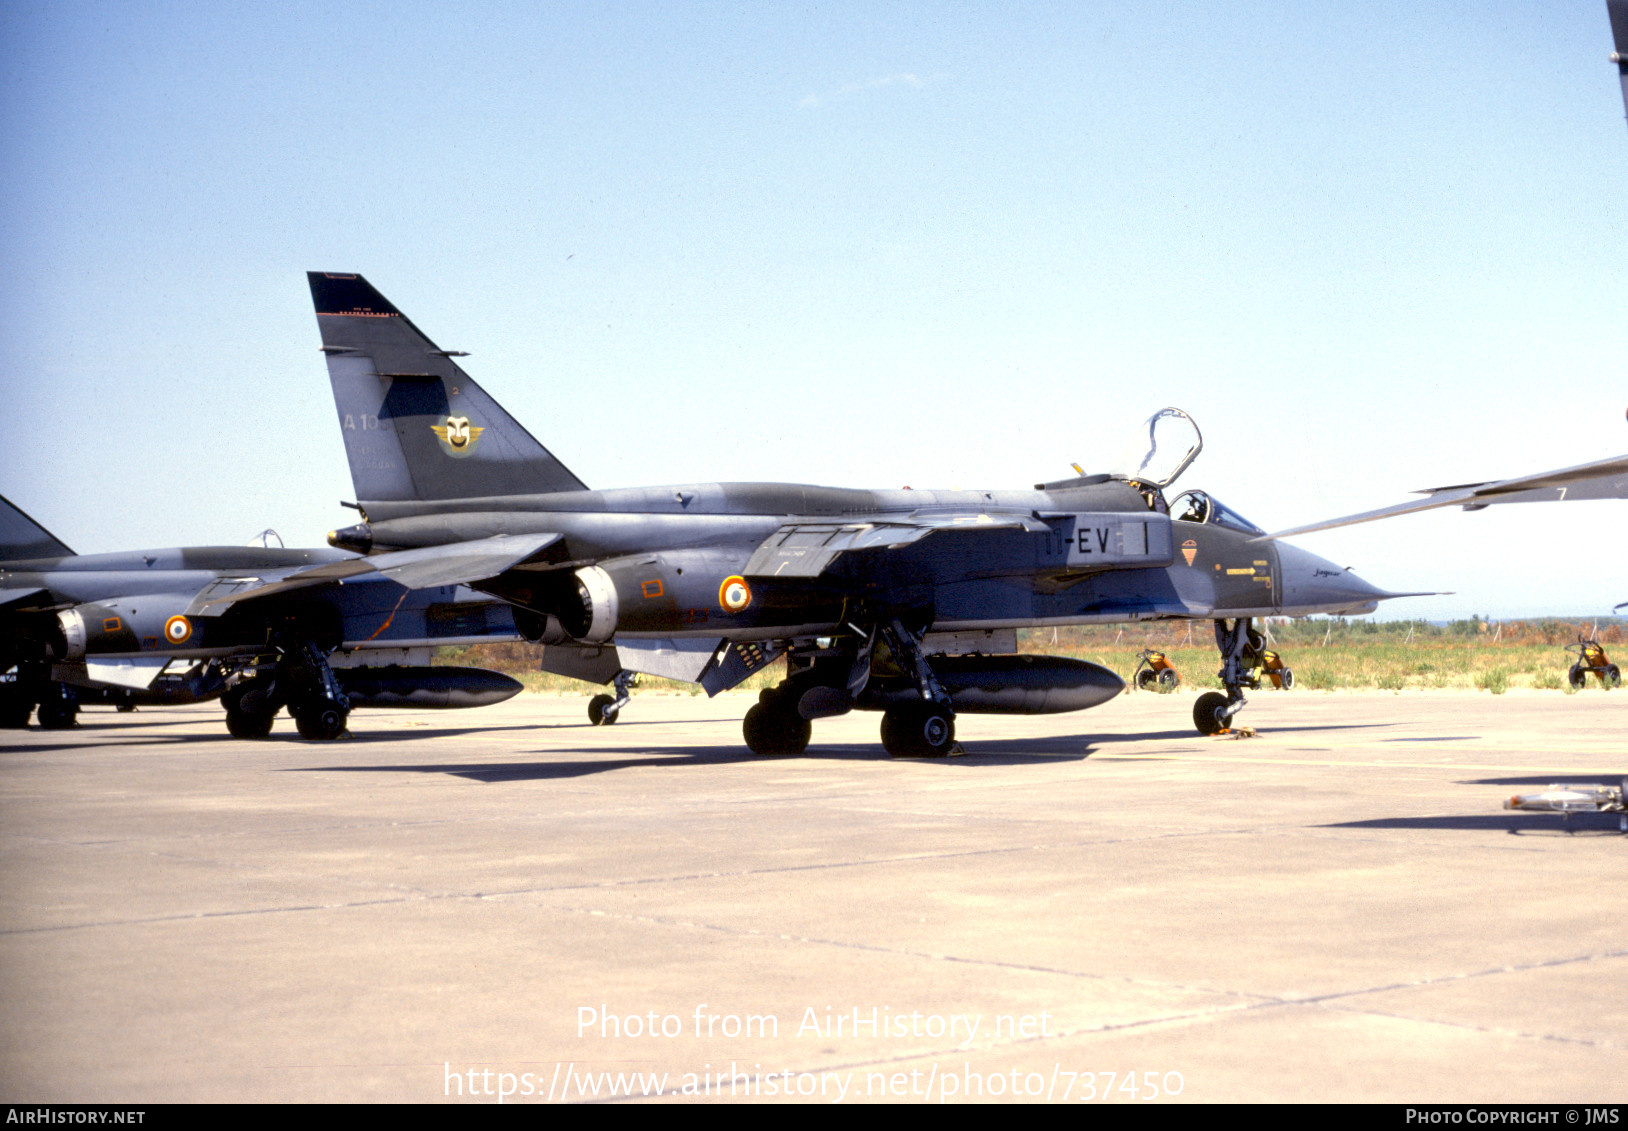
[588,670,636,725]
[875,620,957,757]
[0,671,77,730]
[223,639,352,740]
[1192,617,1266,736]
[741,619,960,758]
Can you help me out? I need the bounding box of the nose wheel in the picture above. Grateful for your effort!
[1194,618,1260,735]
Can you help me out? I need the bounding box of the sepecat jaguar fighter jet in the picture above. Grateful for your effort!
[305,272,1431,753]
[0,496,530,738]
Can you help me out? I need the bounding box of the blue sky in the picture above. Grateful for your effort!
[1,1,1622,620]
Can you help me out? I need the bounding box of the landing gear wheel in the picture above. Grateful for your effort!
[1193,691,1230,736]
[743,700,811,755]
[1135,669,1158,691]
[881,702,956,757]
[225,695,276,739]
[1568,664,1587,690]
[1606,664,1621,689]
[1157,669,1179,690]
[294,704,348,740]
[1280,668,1295,690]
[0,688,33,728]
[36,698,78,730]
[588,693,618,725]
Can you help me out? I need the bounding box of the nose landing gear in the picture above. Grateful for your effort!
[1193,618,1268,736]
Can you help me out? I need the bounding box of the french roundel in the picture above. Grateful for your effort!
[164,615,193,644]
[718,575,752,613]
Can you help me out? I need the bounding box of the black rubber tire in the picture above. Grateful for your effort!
[881,702,955,757]
[588,694,617,725]
[225,703,276,739]
[1157,668,1179,690]
[743,701,811,755]
[36,699,78,730]
[1280,669,1295,691]
[294,704,348,741]
[1568,665,1587,690]
[0,688,33,728]
[1135,669,1158,691]
[1606,665,1621,689]
[1193,691,1230,736]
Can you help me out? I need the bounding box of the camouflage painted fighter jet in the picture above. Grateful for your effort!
[305,273,1442,752]
[0,496,532,738]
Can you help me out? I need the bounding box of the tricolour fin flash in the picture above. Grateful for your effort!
[308,272,589,506]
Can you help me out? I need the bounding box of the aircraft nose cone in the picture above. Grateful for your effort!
[1277,542,1389,615]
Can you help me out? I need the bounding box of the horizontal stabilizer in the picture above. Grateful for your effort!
[199,533,563,606]
[1256,453,1628,541]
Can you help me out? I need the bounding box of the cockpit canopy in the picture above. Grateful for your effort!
[1171,490,1265,535]
[1108,408,1203,489]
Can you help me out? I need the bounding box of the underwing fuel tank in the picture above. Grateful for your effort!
[333,666,523,709]
[858,654,1125,715]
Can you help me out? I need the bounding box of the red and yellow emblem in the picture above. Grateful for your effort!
[1181,539,1198,567]
[164,615,193,644]
[718,575,752,613]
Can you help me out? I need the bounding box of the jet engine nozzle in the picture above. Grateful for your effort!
[56,608,88,660]
[564,566,619,643]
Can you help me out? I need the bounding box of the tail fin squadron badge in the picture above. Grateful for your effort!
[431,415,485,458]
[1181,539,1198,566]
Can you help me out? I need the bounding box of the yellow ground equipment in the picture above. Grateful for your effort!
[1565,638,1621,689]
[1260,649,1295,690]
[1132,649,1180,692]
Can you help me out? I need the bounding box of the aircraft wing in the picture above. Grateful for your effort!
[197,533,563,606]
[744,513,1050,579]
[1256,454,1628,542]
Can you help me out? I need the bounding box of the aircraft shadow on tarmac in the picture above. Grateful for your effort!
[1458,774,1628,786]
[0,730,245,753]
[1327,813,1624,836]
[296,735,1104,782]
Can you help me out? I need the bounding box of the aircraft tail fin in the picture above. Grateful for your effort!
[307,272,588,506]
[0,495,74,560]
